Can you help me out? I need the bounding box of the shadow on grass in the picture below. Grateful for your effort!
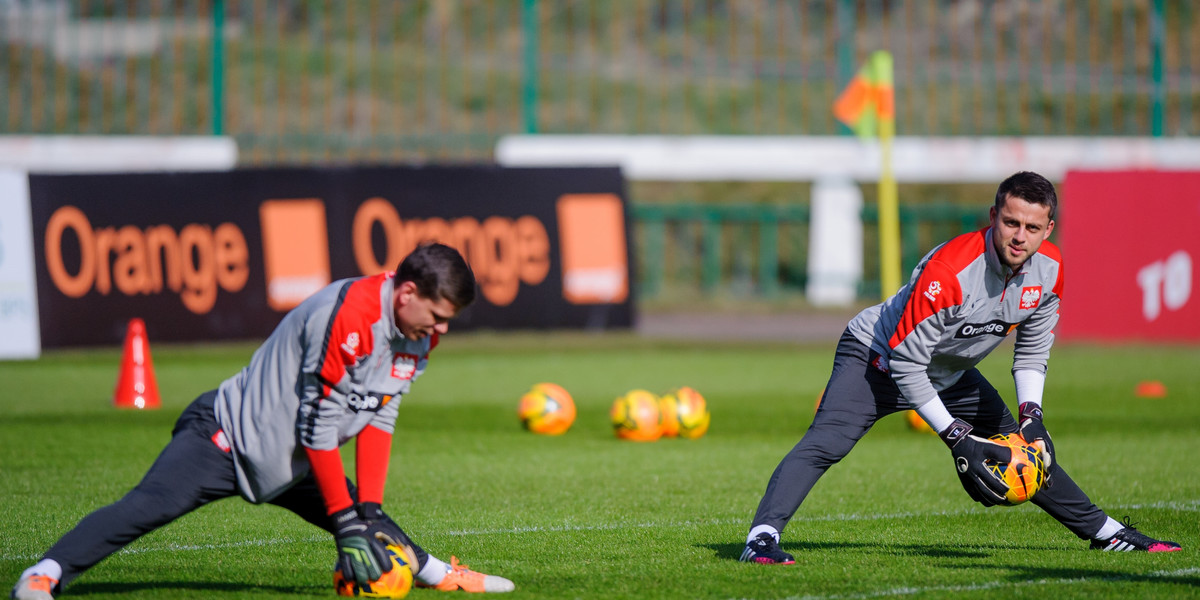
[702,540,1068,562]
[67,580,323,596]
[702,541,1200,586]
[944,563,1200,586]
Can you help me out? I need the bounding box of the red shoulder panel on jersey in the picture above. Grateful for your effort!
[886,231,980,349]
[1037,240,1065,300]
[933,228,989,272]
[888,259,966,350]
[318,273,390,386]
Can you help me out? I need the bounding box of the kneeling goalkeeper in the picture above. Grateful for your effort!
[13,243,514,599]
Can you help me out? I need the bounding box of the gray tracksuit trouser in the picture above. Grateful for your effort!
[751,330,1108,540]
[41,392,385,589]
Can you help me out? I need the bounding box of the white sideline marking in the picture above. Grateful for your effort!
[0,535,328,562]
[1115,500,1200,512]
[766,567,1200,600]
[117,534,329,555]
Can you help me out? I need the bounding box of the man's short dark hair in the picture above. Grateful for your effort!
[395,243,476,309]
[995,171,1057,220]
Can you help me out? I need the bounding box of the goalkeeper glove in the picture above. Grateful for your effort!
[1018,402,1055,472]
[359,502,418,549]
[359,502,427,568]
[939,418,1010,507]
[332,505,392,586]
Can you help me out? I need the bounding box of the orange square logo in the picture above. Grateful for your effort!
[259,199,332,311]
[556,194,629,304]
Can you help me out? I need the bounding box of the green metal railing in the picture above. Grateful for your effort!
[635,203,809,299]
[633,202,987,302]
[4,1,1199,161]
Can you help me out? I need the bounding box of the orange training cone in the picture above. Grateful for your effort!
[1135,380,1167,398]
[114,318,161,409]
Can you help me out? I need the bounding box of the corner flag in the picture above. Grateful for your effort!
[833,51,901,299]
[833,51,895,139]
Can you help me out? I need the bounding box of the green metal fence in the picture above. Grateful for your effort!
[4,1,1199,161]
[634,201,988,304]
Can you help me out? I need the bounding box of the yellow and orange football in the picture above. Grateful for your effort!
[611,389,662,441]
[334,543,417,598]
[518,382,576,435]
[905,410,936,435]
[658,386,710,439]
[987,433,1047,505]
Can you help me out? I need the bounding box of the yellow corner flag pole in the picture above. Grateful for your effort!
[876,54,900,299]
[834,51,900,299]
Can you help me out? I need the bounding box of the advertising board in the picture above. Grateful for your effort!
[1058,170,1199,341]
[29,166,632,346]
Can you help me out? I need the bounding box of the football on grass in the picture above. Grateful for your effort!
[517,382,576,435]
[611,389,662,441]
[658,386,710,439]
[905,409,936,435]
[987,433,1047,505]
[334,543,417,598]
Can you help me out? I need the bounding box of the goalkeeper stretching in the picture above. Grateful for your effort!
[13,243,515,599]
[741,172,1181,565]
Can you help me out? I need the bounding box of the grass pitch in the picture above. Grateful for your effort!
[2,332,1198,599]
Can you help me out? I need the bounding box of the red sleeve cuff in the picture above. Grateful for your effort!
[355,425,393,505]
[304,446,353,515]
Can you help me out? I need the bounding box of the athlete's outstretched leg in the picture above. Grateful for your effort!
[42,392,238,588]
[750,332,902,534]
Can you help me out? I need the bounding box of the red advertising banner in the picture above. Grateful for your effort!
[1058,170,1200,341]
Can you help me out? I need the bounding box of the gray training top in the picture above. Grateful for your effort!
[213,272,434,503]
[846,226,1064,409]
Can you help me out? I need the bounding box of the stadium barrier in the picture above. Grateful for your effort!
[496,135,1200,183]
[0,135,238,358]
[0,135,237,173]
[26,165,632,348]
[501,135,1200,311]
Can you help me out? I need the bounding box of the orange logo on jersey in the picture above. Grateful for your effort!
[1019,286,1042,310]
